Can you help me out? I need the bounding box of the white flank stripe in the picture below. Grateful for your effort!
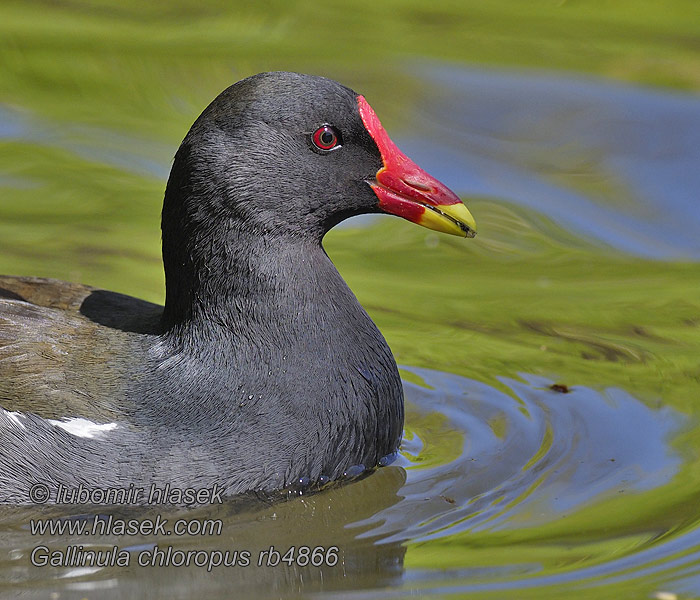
[3,410,26,430]
[48,417,119,438]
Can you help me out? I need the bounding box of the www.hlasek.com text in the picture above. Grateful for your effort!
[30,514,223,537]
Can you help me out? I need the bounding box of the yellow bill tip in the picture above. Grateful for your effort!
[418,202,477,238]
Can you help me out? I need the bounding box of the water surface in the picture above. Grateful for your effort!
[0,369,688,599]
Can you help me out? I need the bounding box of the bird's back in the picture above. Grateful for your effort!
[0,275,162,411]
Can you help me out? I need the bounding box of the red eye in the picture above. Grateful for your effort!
[312,125,340,151]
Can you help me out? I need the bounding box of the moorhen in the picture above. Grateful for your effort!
[0,72,476,504]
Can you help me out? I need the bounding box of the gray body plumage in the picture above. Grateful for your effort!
[0,72,404,504]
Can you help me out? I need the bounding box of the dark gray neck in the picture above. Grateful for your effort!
[162,216,344,339]
[155,185,404,492]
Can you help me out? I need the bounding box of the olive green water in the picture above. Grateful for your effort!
[1,1,700,598]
